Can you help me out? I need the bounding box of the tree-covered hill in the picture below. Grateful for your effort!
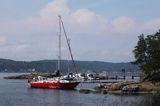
[0,58,139,73]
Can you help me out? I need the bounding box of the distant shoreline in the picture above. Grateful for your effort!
[0,58,139,73]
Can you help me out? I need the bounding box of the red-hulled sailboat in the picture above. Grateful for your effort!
[28,16,79,89]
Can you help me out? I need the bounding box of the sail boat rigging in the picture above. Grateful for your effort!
[28,16,79,89]
[59,16,78,74]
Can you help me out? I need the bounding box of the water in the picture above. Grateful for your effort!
[0,73,158,106]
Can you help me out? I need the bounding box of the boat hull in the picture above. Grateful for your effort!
[30,82,79,89]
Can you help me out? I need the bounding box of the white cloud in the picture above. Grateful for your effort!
[98,50,134,62]
[0,36,6,45]
[72,9,108,35]
[0,17,51,36]
[0,43,30,52]
[40,0,70,19]
[112,17,135,33]
[0,0,108,37]
[14,44,30,51]
[39,0,108,36]
[77,49,134,62]
[0,43,30,60]
[142,18,160,33]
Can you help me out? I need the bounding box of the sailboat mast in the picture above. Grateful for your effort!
[59,17,78,74]
[58,15,61,71]
[67,38,71,73]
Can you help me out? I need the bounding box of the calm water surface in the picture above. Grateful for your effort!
[0,73,157,106]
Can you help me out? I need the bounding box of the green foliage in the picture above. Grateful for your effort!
[133,34,147,64]
[133,31,160,77]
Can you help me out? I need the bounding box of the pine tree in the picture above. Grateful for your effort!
[133,31,160,80]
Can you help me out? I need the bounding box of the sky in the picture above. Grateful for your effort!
[0,0,160,62]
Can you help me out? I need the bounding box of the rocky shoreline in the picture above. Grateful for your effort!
[79,82,160,95]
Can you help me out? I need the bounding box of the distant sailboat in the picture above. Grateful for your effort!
[28,16,79,89]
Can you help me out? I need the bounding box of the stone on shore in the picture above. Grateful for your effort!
[122,85,139,94]
[79,89,91,94]
[102,90,108,94]
[108,82,125,91]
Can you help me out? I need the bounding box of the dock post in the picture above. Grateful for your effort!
[116,75,118,80]
[122,69,126,80]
